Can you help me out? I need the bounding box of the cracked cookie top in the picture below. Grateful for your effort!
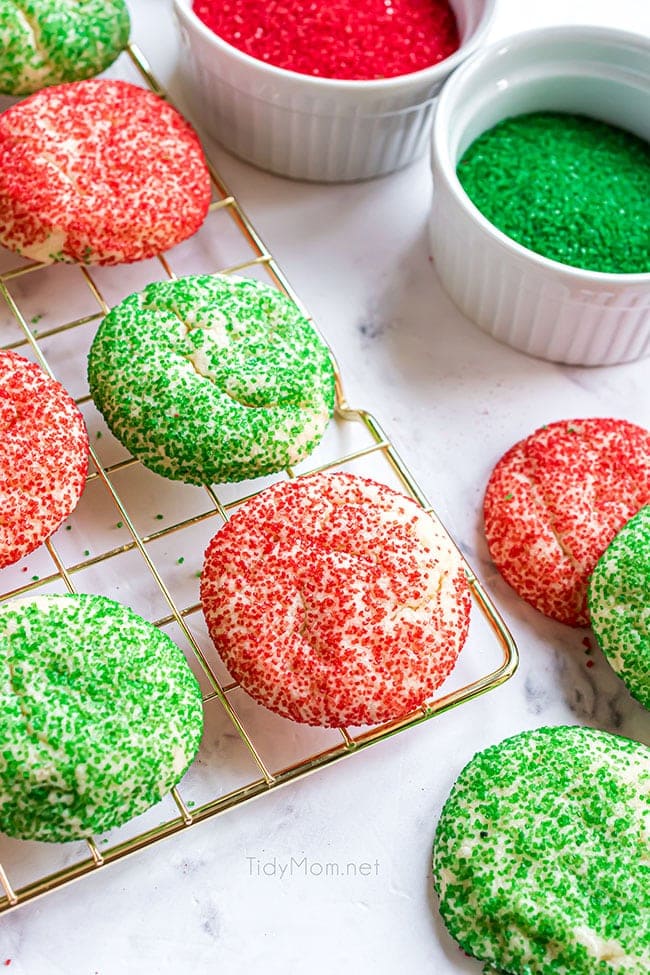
[200,471,471,727]
[0,78,211,264]
[0,349,88,568]
[483,418,650,626]
[0,0,130,95]
[88,274,336,484]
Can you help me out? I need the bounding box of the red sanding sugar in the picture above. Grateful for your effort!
[192,0,459,80]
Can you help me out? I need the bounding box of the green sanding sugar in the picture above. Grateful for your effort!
[457,112,650,274]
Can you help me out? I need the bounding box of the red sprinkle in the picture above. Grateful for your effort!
[193,0,459,80]
[586,659,595,668]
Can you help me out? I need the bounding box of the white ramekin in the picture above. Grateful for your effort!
[173,0,496,182]
[429,26,650,367]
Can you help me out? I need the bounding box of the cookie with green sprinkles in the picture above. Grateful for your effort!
[88,274,336,485]
[433,726,650,975]
[0,593,204,842]
[0,0,130,95]
[588,506,650,710]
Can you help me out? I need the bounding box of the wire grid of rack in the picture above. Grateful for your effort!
[0,42,518,914]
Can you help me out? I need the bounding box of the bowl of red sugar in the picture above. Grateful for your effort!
[430,26,650,366]
[173,0,496,181]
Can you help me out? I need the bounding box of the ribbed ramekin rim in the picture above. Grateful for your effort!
[431,24,650,285]
[173,0,498,94]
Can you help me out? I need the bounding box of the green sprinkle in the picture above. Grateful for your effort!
[177,557,185,565]
[116,521,123,529]
[30,314,42,325]
[31,575,39,582]
[155,514,164,521]
[457,112,650,274]
[195,571,202,579]
[504,492,514,501]
[83,549,90,557]
[65,525,72,532]
[96,431,103,439]
[187,800,196,809]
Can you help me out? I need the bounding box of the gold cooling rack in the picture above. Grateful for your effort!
[0,43,518,914]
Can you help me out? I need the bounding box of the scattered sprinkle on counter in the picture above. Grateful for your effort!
[192,0,459,80]
[458,112,650,274]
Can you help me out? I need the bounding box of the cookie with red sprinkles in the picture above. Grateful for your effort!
[201,472,471,727]
[0,79,211,265]
[0,350,88,569]
[483,418,650,626]
[588,506,650,710]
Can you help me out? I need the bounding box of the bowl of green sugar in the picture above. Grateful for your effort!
[429,25,650,366]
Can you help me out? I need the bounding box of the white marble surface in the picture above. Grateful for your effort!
[1,1,650,972]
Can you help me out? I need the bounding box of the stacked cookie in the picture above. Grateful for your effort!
[431,423,650,971]
[483,417,650,710]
